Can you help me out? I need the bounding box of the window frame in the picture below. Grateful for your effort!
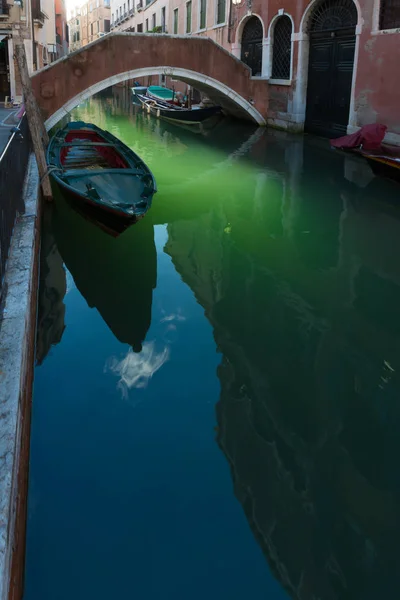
[199,0,206,30]
[161,6,166,31]
[266,12,294,85]
[216,0,225,25]
[186,0,192,33]
[270,14,293,82]
[377,0,400,31]
[173,8,179,33]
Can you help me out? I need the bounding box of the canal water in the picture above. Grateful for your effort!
[24,88,400,600]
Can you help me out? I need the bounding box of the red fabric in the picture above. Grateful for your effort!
[16,104,25,120]
[330,124,387,151]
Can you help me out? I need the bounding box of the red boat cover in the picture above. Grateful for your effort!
[330,124,387,150]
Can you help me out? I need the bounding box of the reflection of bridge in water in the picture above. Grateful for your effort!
[37,123,400,600]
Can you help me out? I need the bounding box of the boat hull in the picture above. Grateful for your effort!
[54,179,141,237]
[47,121,157,236]
[363,155,400,184]
[138,94,221,125]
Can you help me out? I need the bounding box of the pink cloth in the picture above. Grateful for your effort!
[16,103,25,119]
[331,124,387,151]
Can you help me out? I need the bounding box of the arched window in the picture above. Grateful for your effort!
[240,16,263,76]
[308,0,357,32]
[271,15,292,80]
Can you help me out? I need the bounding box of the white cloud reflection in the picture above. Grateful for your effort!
[106,342,169,398]
[160,311,186,323]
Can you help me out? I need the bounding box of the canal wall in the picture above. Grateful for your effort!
[0,155,40,600]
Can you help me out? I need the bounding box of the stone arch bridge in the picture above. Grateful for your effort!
[30,33,269,130]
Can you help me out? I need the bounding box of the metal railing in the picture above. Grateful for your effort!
[0,115,32,292]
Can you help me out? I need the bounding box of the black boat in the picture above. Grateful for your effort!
[137,93,221,126]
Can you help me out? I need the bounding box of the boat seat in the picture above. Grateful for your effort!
[62,167,145,178]
[60,142,116,147]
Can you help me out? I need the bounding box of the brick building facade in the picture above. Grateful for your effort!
[111,0,400,142]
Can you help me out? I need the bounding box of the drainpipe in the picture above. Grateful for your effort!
[227,0,233,44]
[30,0,37,70]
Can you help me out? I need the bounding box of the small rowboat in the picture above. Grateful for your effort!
[46,121,157,236]
[137,94,221,126]
[147,85,177,103]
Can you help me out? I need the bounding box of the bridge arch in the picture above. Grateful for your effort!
[30,33,268,129]
[44,66,265,130]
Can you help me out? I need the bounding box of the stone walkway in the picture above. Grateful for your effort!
[0,106,18,155]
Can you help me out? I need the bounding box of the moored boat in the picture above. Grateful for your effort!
[46,121,157,236]
[360,151,400,183]
[137,93,221,126]
[147,85,177,103]
[330,124,400,184]
[131,85,148,97]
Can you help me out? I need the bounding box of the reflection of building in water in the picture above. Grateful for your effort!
[36,211,67,365]
[165,136,400,599]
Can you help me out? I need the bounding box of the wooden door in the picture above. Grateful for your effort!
[305,31,355,137]
[0,41,10,101]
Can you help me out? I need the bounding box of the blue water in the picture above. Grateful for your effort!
[26,223,281,599]
[24,90,400,600]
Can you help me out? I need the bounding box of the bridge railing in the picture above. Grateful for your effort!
[0,115,32,295]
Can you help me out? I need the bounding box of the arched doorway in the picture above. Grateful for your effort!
[240,17,263,76]
[305,0,357,137]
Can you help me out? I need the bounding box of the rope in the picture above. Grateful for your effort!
[40,165,62,184]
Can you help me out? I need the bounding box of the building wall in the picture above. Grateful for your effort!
[68,5,82,53]
[55,0,69,57]
[108,0,399,142]
[168,0,228,47]
[227,0,400,142]
[79,0,111,47]
[111,0,169,33]
[0,0,58,101]
[353,1,400,142]
[36,0,57,67]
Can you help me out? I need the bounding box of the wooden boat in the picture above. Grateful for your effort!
[46,121,157,236]
[330,124,400,184]
[147,85,176,103]
[359,150,400,183]
[131,85,148,97]
[137,93,221,126]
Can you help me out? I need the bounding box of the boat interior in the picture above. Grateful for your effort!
[59,130,129,171]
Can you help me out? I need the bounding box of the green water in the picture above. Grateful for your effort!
[24,88,400,600]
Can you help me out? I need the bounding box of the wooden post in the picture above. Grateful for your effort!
[14,39,52,201]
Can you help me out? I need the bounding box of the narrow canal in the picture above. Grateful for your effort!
[24,88,400,600]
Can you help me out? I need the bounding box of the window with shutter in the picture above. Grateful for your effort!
[271,16,292,80]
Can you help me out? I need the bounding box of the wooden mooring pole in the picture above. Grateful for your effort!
[14,40,53,201]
